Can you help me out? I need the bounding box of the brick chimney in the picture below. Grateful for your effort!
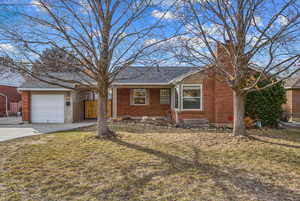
[215,41,234,74]
[213,41,234,124]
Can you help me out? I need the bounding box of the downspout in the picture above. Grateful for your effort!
[0,93,8,117]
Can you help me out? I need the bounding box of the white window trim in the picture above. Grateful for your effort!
[173,86,180,110]
[160,88,170,105]
[181,84,203,111]
[132,88,148,106]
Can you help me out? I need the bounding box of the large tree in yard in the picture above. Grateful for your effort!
[0,0,174,138]
[163,0,300,136]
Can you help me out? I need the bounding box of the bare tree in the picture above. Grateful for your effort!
[163,0,300,136]
[0,0,174,138]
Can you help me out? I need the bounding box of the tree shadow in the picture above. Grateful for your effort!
[251,136,300,149]
[98,138,300,201]
[251,128,300,145]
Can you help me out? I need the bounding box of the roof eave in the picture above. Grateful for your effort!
[18,87,72,91]
[112,82,171,86]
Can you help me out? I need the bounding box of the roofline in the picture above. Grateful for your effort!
[169,65,212,84]
[284,87,300,89]
[125,65,195,68]
[169,69,205,84]
[18,88,71,91]
[112,83,171,86]
[0,84,19,88]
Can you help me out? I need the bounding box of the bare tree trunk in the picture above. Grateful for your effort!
[233,90,247,137]
[96,92,110,138]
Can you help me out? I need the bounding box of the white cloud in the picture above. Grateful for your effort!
[152,10,175,20]
[151,0,217,6]
[251,16,263,27]
[151,0,175,6]
[277,15,289,26]
[31,0,47,12]
[0,44,18,54]
[144,38,159,46]
[79,0,92,14]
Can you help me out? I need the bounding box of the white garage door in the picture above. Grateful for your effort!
[31,94,65,123]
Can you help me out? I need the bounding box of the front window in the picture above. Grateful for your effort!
[133,89,147,105]
[182,85,201,110]
[160,89,170,104]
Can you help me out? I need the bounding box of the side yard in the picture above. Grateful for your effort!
[0,124,299,201]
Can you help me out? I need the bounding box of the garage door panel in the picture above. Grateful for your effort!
[31,94,65,123]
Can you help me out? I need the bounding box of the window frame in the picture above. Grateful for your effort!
[173,86,179,109]
[181,84,203,111]
[160,88,171,105]
[132,88,148,105]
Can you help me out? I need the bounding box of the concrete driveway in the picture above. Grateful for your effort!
[0,121,96,142]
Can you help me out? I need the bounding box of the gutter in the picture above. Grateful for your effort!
[112,83,171,86]
[18,88,71,91]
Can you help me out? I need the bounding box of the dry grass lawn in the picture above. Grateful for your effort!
[0,125,299,201]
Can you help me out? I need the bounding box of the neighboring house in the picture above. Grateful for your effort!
[18,44,236,125]
[0,67,24,117]
[284,76,300,121]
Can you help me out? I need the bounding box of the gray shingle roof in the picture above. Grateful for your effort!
[19,66,201,89]
[114,66,199,84]
[19,72,94,89]
[0,65,25,87]
[285,76,300,88]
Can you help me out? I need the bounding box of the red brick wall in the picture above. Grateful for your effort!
[21,91,30,121]
[0,85,21,116]
[284,89,300,121]
[117,88,171,117]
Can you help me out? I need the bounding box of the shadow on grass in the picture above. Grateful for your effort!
[251,136,300,149]
[251,128,300,145]
[101,138,300,201]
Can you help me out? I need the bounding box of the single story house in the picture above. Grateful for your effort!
[18,44,236,125]
[19,66,234,125]
[111,66,233,125]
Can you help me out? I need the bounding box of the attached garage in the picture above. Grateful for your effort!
[31,94,65,123]
[18,72,95,124]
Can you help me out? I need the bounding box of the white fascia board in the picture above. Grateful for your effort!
[284,87,300,89]
[18,88,71,91]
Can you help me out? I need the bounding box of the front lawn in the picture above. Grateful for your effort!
[0,125,299,201]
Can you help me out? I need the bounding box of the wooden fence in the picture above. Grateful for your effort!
[84,100,112,119]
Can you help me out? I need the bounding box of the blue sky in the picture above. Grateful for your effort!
[0,0,299,69]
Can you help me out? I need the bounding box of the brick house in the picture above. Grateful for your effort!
[19,67,234,125]
[0,67,24,117]
[18,43,237,125]
[0,85,22,117]
[111,66,233,125]
[284,76,300,121]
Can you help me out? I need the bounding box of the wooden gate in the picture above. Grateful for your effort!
[84,100,112,119]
